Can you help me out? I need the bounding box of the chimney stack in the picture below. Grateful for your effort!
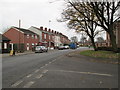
[52,30,54,33]
[19,19,21,28]
[40,26,43,30]
[55,31,56,34]
[45,28,47,31]
[48,29,51,32]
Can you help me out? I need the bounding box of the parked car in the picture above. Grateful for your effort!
[58,46,65,50]
[69,43,77,49]
[64,45,69,49]
[35,46,48,53]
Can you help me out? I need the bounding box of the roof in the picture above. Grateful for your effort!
[31,26,51,34]
[0,34,11,42]
[14,27,39,35]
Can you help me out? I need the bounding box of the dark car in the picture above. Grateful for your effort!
[35,46,48,53]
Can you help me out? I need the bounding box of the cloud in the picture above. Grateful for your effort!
[0,0,81,39]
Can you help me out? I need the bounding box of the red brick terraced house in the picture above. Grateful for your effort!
[3,27,39,52]
[41,27,54,48]
[29,26,55,48]
[29,26,70,49]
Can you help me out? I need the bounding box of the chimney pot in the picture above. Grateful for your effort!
[45,28,47,31]
[52,30,53,33]
[48,29,51,32]
[40,26,43,30]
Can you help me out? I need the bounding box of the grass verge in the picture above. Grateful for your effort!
[80,50,120,59]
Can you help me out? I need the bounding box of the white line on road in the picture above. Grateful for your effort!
[23,81,35,88]
[34,69,40,73]
[35,74,43,79]
[11,80,23,87]
[42,70,48,74]
[40,66,44,69]
[50,70,112,77]
[52,60,56,62]
[26,74,33,78]
[80,72,112,77]
[45,64,48,66]
[49,62,52,64]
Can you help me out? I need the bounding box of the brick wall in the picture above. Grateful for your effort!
[4,28,24,44]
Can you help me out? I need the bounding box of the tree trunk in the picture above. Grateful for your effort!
[109,31,118,52]
[90,37,98,51]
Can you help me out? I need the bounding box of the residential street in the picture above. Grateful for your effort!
[2,47,118,88]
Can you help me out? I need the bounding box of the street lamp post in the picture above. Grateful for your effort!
[48,20,51,49]
[18,19,21,52]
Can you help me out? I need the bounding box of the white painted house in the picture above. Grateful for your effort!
[54,35,62,47]
[28,26,42,42]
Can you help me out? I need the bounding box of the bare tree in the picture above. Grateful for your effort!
[90,1,120,52]
[63,0,120,52]
[59,1,104,51]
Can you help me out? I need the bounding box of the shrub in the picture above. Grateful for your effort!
[97,47,120,53]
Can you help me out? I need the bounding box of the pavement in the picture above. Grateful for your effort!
[2,47,118,88]
[0,49,57,58]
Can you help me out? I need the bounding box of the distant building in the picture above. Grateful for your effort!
[70,36,78,43]
[3,27,39,52]
[106,20,120,48]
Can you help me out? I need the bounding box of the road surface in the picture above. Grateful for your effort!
[2,47,118,88]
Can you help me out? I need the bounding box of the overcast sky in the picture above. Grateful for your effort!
[0,0,83,40]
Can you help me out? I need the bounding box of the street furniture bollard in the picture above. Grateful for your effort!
[10,50,15,56]
[10,50,13,56]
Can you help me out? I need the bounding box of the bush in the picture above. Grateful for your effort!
[97,47,120,52]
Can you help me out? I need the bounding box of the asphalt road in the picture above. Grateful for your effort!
[2,47,118,88]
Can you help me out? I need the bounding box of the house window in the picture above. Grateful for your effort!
[32,43,34,46]
[27,43,29,46]
[49,35,51,40]
[52,36,54,40]
[0,43,1,49]
[27,34,29,38]
[36,43,38,46]
[32,35,34,39]
[4,43,7,49]
[27,43,29,50]
[35,35,38,39]
[44,34,47,39]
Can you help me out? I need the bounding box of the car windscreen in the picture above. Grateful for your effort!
[36,46,45,48]
[36,46,42,48]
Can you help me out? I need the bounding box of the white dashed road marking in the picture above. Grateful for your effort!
[11,80,23,87]
[34,69,40,73]
[40,66,44,69]
[23,81,35,88]
[36,74,43,79]
[26,74,33,78]
[49,62,52,64]
[45,64,48,66]
[42,70,48,74]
